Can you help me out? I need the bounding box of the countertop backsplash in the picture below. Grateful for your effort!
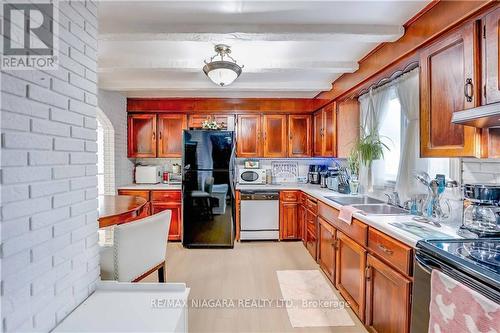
[235,158,346,182]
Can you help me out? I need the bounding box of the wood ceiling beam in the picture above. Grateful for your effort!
[99,24,404,43]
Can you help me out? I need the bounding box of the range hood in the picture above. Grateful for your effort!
[451,103,500,128]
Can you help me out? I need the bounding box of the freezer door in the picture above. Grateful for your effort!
[183,130,234,171]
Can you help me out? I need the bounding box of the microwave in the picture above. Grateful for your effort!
[237,169,267,185]
[135,165,162,184]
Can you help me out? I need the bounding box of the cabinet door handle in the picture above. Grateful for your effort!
[152,132,156,140]
[365,266,371,281]
[159,132,162,140]
[464,78,473,102]
[377,244,393,255]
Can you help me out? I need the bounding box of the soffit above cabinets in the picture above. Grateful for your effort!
[98,1,431,98]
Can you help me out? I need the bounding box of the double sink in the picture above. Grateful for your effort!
[323,195,452,239]
[324,196,409,215]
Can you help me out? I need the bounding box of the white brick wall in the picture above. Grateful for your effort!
[0,1,99,331]
[461,158,500,184]
[97,90,134,187]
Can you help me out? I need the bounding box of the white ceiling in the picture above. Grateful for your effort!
[98,1,430,98]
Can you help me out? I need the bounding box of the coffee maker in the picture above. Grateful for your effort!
[308,165,325,185]
[460,184,500,237]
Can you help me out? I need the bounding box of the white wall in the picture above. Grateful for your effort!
[0,1,99,331]
[98,89,134,187]
[462,158,500,184]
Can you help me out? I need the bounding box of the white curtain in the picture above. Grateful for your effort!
[394,69,425,202]
[358,84,394,192]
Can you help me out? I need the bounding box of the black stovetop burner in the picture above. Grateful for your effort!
[417,238,500,291]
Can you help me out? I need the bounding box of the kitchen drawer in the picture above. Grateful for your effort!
[117,189,150,201]
[299,192,307,205]
[306,198,318,213]
[318,202,367,246]
[280,191,299,202]
[151,190,182,202]
[368,228,413,276]
[306,228,317,260]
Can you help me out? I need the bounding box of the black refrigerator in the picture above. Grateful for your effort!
[182,130,235,248]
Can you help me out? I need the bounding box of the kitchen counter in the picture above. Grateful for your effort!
[118,183,182,190]
[236,183,461,247]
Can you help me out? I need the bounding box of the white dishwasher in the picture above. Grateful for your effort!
[240,191,279,240]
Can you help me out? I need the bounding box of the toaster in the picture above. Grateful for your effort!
[135,165,162,184]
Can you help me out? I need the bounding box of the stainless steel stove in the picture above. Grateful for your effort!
[410,238,500,333]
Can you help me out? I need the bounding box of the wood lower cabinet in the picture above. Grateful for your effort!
[484,7,500,104]
[151,201,182,241]
[365,254,412,333]
[298,200,306,242]
[118,189,182,241]
[127,114,157,158]
[236,114,261,157]
[318,217,336,283]
[288,115,312,157]
[280,191,300,240]
[305,209,318,260]
[336,231,367,321]
[420,22,481,157]
[157,114,187,158]
[263,114,287,157]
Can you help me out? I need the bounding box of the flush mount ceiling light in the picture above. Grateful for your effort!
[203,44,243,87]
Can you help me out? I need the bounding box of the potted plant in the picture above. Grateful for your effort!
[347,146,360,194]
[351,127,390,192]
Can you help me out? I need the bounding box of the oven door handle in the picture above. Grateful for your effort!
[415,255,437,275]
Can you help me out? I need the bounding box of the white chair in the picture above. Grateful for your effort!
[99,210,172,282]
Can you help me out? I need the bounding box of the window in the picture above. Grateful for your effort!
[96,108,115,195]
[378,97,401,183]
[97,120,105,195]
[376,93,452,185]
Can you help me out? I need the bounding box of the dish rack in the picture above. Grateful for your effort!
[271,162,299,183]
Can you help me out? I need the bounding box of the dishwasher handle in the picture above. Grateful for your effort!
[241,192,279,200]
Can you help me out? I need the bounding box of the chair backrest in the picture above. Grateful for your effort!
[204,176,214,194]
[113,210,171,282]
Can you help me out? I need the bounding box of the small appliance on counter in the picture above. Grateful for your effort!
[308,165,326,185]
[237,168,267,185]
[460,183,500,238]
[135,165,162,184]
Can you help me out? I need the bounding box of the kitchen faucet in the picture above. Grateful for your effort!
[385,191,401,207]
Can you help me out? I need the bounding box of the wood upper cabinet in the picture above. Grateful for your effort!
[262,114,287,157]
[484,7,500,104]
[336,231,366,321]
[365,254,412,333]
[318,217,336,283]
[313,103,337,157]
[288,115,312,157]
[236,114,261,157]
[313,111,323,156]
[188,114,234,129]
[420,22,481,157]
[336,99,360,158]
[128,114,157,158]
[157,114,187,158]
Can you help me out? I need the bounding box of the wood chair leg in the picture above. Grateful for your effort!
[158,265,165,282]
